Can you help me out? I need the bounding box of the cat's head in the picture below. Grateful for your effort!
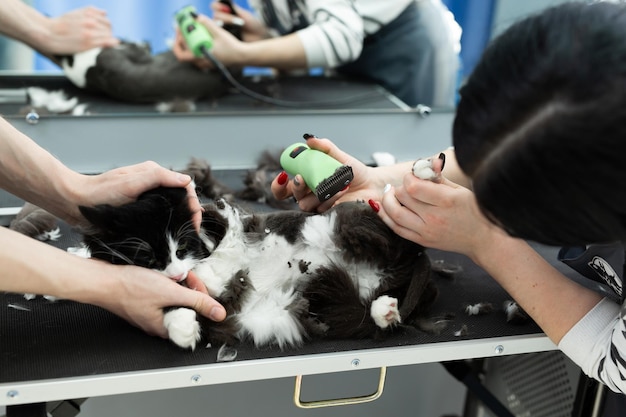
[79,187,210,282]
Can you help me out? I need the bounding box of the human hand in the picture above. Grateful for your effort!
[375,171,502,259]
[271,136,389,212]
[71,161,202,231]
[40,6,119,55]
[172,12,246,69]
[97,262,225,339]
[211,1,269,42]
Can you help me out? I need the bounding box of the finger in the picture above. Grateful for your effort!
[185,271,208,294]
[89,31,120,48]
[211,1,232,13]
[173,31,196,60]
[189,291,227,322]
[305,137,352,165]
[107,37,121,47]
[153,165,194,189]
[296,192,321,212]
[185,185,203,232]
[213,9,235,21]
[379,185,424,240]
[270,171,293,200]
[291,175,310,201]
[89,9,113,29]
[195,14,229,37]
[402,173,459,207]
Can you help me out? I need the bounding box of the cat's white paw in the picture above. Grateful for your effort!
[163,308,201,350]
[370,295,401,329]
[412,158,438,181]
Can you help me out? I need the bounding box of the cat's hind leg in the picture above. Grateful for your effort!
[163,307,201,350]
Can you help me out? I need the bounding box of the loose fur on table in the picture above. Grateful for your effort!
[181,152,297,210]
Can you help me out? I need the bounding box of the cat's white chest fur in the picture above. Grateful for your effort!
[194,203,381,348]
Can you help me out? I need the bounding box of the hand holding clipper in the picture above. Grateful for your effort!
[280,143,353,202]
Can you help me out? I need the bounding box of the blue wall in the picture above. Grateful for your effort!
[443,0,496,79]
[34,0,217,71]
[35,0,495,78]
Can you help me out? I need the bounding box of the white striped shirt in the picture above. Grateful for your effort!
[248,0,414,67]
[559,298,626,393]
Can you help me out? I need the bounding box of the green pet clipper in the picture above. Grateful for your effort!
[175,5,213,58]
[280,143,354,202]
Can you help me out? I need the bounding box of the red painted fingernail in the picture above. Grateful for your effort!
[277,171,288,185]
[368,199,380,213]
[341,185,350,191]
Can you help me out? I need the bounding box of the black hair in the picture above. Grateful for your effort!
[453,1,626,245]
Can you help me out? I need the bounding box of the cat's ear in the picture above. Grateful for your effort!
[78,204,119,233]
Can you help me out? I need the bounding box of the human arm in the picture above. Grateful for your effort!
[172,12,307,70]
[173,0,365,70]
[0,226,225,336]
[0,0,118,56]
[0,117,202,230]
[376,173,626,393]
[377,173,604,343]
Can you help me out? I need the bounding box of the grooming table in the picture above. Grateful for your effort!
[0,169,607,410]
[0,75,607,414]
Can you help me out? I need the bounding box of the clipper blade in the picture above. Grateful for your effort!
[315,165,354,201]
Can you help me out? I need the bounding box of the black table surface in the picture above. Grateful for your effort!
[0,170,601,385]
[0,73,399,117]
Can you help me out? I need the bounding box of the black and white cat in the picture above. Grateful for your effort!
[60,42,233,104]
[78,166,440,355]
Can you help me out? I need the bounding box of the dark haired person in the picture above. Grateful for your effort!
[273,1,626,396]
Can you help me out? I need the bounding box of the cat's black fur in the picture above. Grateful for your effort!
[79,187,439,357]
[60,18,246,104]
[61,42,235,103]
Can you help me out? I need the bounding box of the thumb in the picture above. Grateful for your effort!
[305,137,353,165]
[197,14,225,34]
[437,175,461,189]
[186,288,226,322]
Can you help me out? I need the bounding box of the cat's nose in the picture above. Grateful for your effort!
[170,272,186,282]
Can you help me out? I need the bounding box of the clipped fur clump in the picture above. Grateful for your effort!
[179,158,234,201]
[235,149,296,210]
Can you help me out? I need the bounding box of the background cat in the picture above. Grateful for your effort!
[61,42,233,104]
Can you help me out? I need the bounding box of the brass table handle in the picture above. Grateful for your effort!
[293,367,387,409]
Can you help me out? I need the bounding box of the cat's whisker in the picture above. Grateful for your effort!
[87,243,134,265]
[88,236,154,265]
[175,219,197,241]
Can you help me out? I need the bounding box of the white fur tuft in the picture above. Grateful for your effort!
[27,87,78,113]
[61,47,102,88]
[238,291,305,348]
